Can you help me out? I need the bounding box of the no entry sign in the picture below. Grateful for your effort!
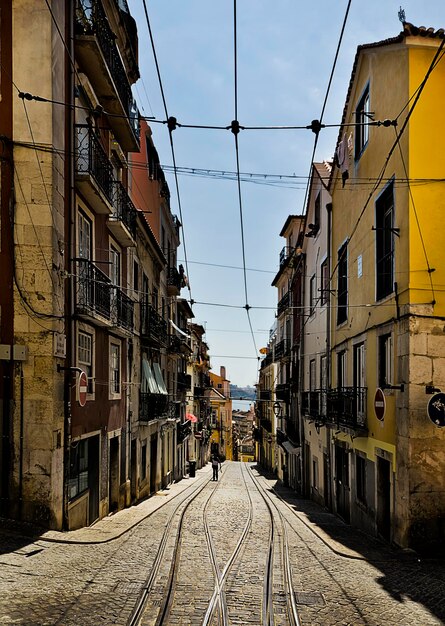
[78,371,88,407]
[374,387,386,421]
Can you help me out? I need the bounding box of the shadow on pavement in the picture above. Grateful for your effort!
[252,464,445,624]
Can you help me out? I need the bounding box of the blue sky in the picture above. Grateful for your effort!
[127,0,445,387]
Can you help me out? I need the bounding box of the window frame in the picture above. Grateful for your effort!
[68,438,89,501]
[77,326,95,397]
[355,83,370,160]
[337,242,348,325]
[320,259,329,306]
[109,339,122,399]
[309,274,316,315]
[378,333,393,389]
[375,181,395,301]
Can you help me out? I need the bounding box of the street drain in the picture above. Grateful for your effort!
[294,591,325,606]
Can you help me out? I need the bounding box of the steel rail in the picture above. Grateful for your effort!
[201,462,254,626]
[247,466,302,626]
[128,475,211,626]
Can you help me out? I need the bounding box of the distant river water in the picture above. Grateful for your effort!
[232,399,255,411]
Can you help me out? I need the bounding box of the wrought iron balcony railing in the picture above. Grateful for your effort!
[260,353,273,369]
[139,392,169,422]
[277,291,290,316]
[259,389,271,401]
[75,125,113,204]
[279,245,294,267]
[177,372,192,390]
[111,181,137,239]
[301,390,327,420]
[275,383,290,403]
[76,258,112,320]
[114,288,134,331]
[274,338,290,361]
[168,334,182,353]
[140,303,168,346]
[167,266,185,295]
[327,387,367,431]
[75,0,140,143]
[261,417,273,433]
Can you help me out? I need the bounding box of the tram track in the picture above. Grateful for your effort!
[129,462,302,626]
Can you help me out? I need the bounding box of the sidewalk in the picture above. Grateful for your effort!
[0,464,212,546]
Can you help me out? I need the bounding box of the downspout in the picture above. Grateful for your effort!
[326,202,333,510]
[62,0,75,530]
[298,254,305,495]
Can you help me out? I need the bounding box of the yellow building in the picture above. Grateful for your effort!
[209,367,233,461]
[329,22,445,552]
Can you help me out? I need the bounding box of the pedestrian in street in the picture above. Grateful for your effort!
[211,454,221,481]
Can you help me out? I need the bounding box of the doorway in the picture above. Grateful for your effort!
[109,437,119,512]
[88,435,99,524]
[130,439,137,502]
[150,435,158,494]
[377,456,391,540]
[335,445,350,522]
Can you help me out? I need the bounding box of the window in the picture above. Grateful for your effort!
[355,84,370,159]
[309,359,316,392]
[133,260,139,293]
[68,439,88,500]
[110,244,121,287]
[78,329,94,394]
[379,333,393,388]
[337,242,348,325]
[313,192,320,233]
[376,182,395,301]
[309,274,316,314]
[356,454,366,504]
[320,259,328,305]
[337,350,346,388]
[353,343,366,415]
[110,342,121,396]
[78,210,92,260]
[320,355,327,416]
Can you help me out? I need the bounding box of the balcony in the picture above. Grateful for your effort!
[107,181,137,246]
[194,386,204,399]
[259,390,271,401]
[139,392,169,422]
[260,417,273,433]
[76,258,112,324]
[168,334,181,354]
[279,245,294,267]
[277,291,290,317]
[260,353,273,369]
[285,419,300,445]
[274,338,290,361]
[75,0,140,151]
[167,266,186,296]
[275,383,290,403]
[327,387,367,432]
[114,289,134,332]
[177,372,192,391]
[75,125,113,214]
[140,303,168,346]
[202,373,211,388]
[301,390,327,421]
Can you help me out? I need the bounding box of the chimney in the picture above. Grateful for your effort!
[220,366,226,380]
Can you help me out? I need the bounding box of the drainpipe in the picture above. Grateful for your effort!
[298,254,306,495]
[62,0,75,530]
[326,202,333,510]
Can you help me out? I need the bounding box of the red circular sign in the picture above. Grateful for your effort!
[78,371,88,407]
[374,387,386,421]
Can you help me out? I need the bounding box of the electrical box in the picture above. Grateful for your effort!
[0,345,11,360]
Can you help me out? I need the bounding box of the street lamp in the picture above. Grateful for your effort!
[273,401,282,417]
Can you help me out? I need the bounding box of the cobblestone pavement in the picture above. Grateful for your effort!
[0,462,444,626]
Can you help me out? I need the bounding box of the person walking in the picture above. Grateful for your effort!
[211,454,221,481]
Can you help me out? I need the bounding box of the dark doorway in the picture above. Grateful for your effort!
[130,439,137,502]
[323,452,330,508]
[377,456,391,540]
[88,435,99,524]
[303,443,311,498]
[335,446,350,522]
[150,435,158,494]
[109,437,119,512]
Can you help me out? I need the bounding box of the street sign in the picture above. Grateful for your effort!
[427,392,445,427]
[374,387,386,421]
[78,371,88,407]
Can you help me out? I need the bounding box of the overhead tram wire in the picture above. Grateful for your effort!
[140,0,192,304]
[232,0,259,364]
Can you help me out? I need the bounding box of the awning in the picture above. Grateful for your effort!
[170,319,191,339]
[282,441,301,455]
[142,358,159,394]
[186,412,198,423]
[152,362,168,395]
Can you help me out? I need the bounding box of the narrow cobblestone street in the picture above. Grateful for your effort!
[1,462,444,626]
